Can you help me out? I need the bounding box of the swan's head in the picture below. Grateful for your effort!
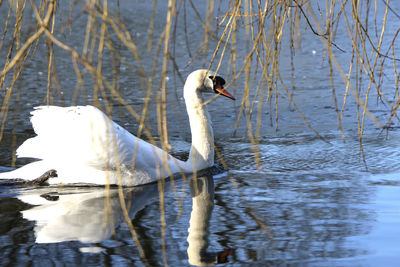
[185,69,235,100]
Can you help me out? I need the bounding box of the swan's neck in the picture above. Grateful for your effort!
[184,87,214,172]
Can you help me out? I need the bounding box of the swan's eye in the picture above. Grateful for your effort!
[209,75,226,91]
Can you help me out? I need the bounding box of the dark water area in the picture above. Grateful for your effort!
[1,1,400,266]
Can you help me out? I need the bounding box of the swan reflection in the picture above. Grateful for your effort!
[16,174,230,264]
[19,184,160,244]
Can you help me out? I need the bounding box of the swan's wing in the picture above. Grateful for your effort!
[16,105,184,177]
[16,106,135,169]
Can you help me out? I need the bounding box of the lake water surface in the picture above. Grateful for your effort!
[0,1,400,266]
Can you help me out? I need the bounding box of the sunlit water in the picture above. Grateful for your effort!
[1,1,400,266]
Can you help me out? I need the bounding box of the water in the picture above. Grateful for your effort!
[1,1,400,266]
[2,135,400,266]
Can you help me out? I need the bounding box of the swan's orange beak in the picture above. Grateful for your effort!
[210,75,236,100]
[216,87,236,100]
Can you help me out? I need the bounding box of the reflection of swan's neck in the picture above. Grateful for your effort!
[184,83,214,172]
[187,176,216,266]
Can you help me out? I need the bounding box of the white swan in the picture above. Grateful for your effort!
[0,69,235,186]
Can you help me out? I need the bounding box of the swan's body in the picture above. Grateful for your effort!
[0,69,234,186]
